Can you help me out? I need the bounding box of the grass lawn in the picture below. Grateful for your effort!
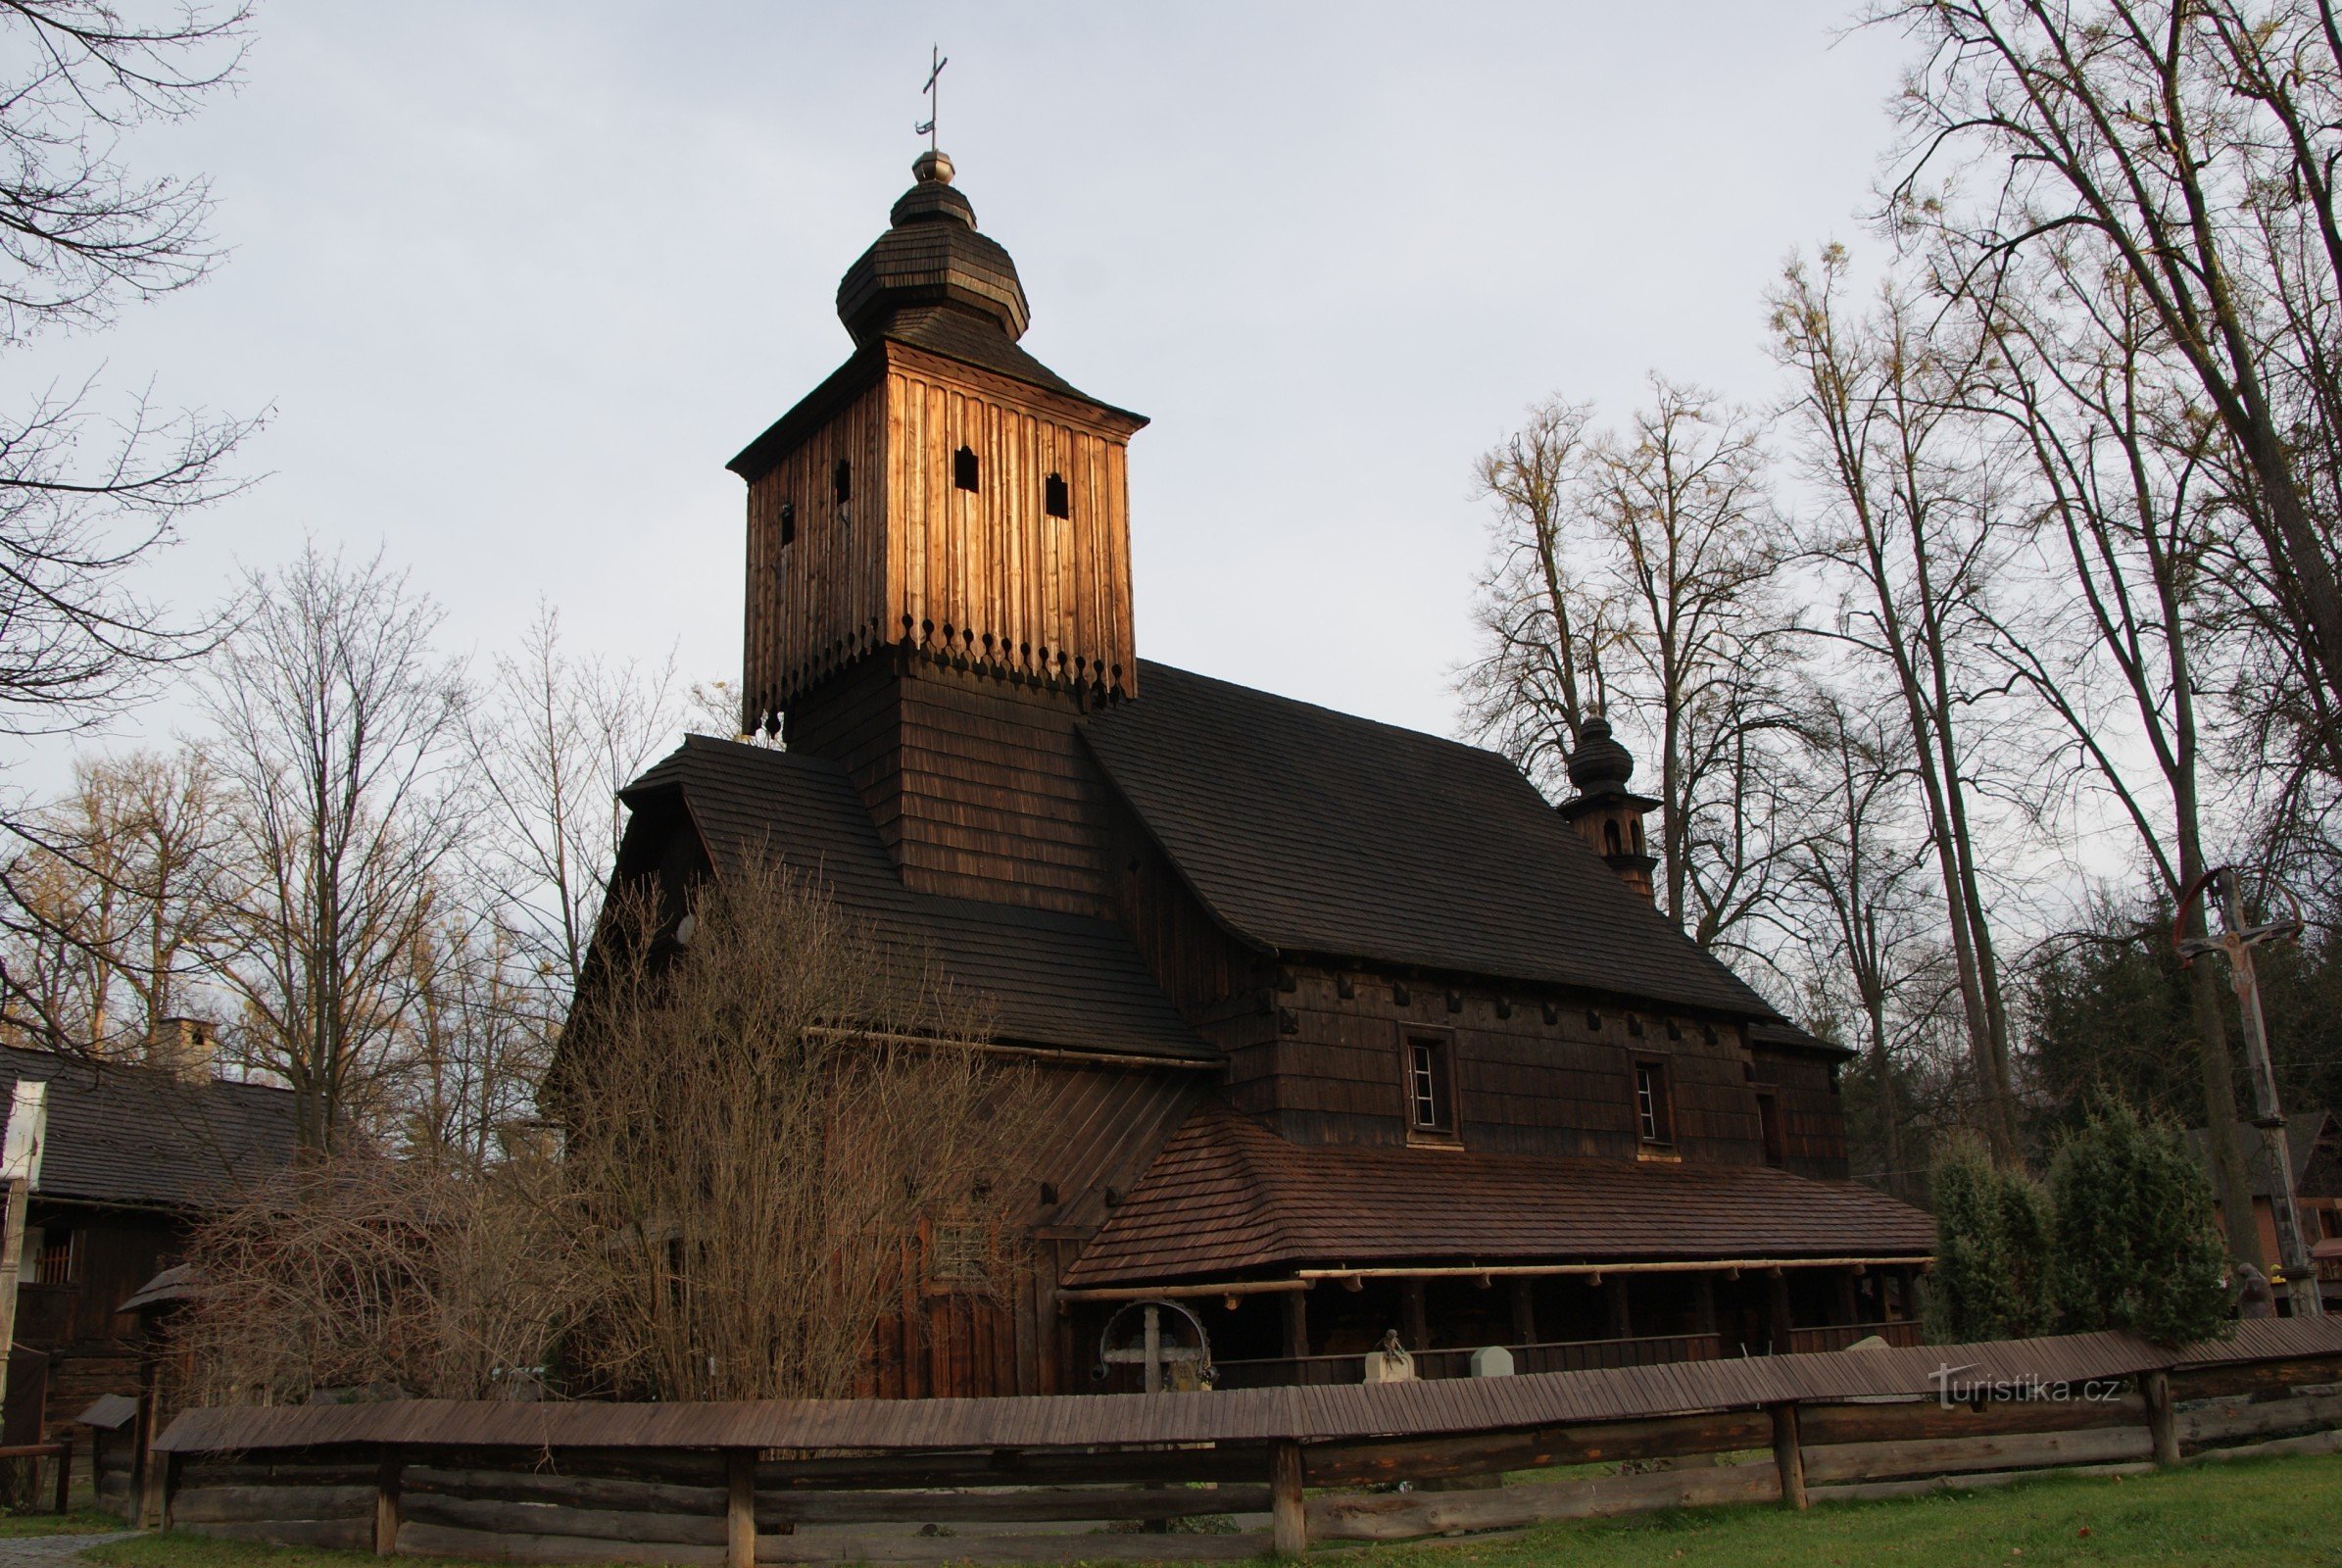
[58,1450,2342,1568]
[0,1509,125,1540]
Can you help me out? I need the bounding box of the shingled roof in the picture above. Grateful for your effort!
[1062,1105,1935,1287]
[619,737,1211,1063]
[0,1048,295,1211]
[1079,662,1780,1020]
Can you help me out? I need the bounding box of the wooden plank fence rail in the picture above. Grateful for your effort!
[142,1321,2342,1564]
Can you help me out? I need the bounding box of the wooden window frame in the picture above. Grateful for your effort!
[1044,471,1070,519]
[1401,1028,1460,1144]
[952,445,980,493]
[1755,1088,1784,1167]
[32,1225,74,1287]
[1633,1058,1675,1148]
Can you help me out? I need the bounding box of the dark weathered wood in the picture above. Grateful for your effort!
[183,1517,373,1551]
[2144,1370,2178,1467]
[2181,1389,2342,1448]
[51,1438,68,1515]
[756,1446,1272,1489]
[1305,1408,1772,1486]
[168,1484,375,1525]
[375,1446,401,1557]
[757,1531,1273,1565]
[1307,1461,1779,1542]
[1770,1403,1806,1511]
[406,1466,724,1514]
[759,1485,1272,1526]
[398,1519,723,1566]
[2170,1354,2342,1399]
[1797,1394,2146,1446]
[1800,1426,2152,1485]
[1271,1441,1304,1560]
[401,1492,724,1547]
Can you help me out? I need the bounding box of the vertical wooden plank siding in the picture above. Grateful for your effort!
[741,348,1140,734]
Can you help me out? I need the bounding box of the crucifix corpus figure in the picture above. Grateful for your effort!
[2174,866,2325,1318]
[916,45,949,150]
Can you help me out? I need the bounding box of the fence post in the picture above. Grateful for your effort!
[51,1441,68,1514]
[373,1446,401,1556]
[726,1448,756,1568]
[2143,1370,2179,1467]
[1769,1402,1807,1510]
[1271,1440,1306,1558]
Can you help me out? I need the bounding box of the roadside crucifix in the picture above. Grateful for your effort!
[2174,866,2325,1318]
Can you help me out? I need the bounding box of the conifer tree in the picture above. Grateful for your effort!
[2050,1100,2230,1346]
[1925,1137,2056,1343]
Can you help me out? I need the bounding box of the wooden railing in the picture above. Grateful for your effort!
[1213,1331,1723,1389]
[0,1442,73,1515]
[143,1320,2342,1564]
[1789,1321,1925,1354]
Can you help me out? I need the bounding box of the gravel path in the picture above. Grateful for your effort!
[0,1533,136,1566]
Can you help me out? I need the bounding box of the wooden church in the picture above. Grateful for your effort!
[606,147,1935,1398]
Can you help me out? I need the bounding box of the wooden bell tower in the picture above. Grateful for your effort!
[728,150,1147,917]
[1557,715,1659,901]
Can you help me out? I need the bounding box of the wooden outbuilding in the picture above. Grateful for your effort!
[591,148,1935,1399]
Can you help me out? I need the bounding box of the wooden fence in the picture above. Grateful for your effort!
[146,1318,2342,1565]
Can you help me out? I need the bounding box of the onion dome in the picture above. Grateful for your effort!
[1566,714,1636,795]
[836,150,1031,346]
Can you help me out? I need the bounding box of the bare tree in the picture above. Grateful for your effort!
[559,857,1033,1401]
[466,604,679,1006]
[0,2,256,736]
[1461,397,1614,780]
[0,746,227,1054]
[1591,380,1794,951]
[1462,383,1795,956]
[1963,252,2269,1258]
[1785,693,1940,1199]
[1877,0,2342,741]
[392,913,544,1166]
[205,549,470,1152]
[1771,248,2025,1159]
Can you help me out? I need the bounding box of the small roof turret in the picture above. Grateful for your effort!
[835,150,1031,347]
[1566,714,1636,795]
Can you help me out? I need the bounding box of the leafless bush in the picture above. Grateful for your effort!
[175,1146,593,1405]
[560,855,1034,1401]
[180,852,1033,1405]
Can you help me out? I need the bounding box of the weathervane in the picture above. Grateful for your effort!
[2173,865,2325,1318]
[916,45,949,151]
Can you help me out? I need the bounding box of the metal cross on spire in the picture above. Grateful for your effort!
[916,45,949,151]
[2174,865,2325,1317]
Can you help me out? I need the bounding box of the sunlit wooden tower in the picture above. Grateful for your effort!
[728,150,1147,918]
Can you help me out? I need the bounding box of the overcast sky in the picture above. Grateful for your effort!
[24,1,1919,770]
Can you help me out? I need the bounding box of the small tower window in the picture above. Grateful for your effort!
[778,501,796,546]
[1044,472,1070,518]
[1634,1060,1674,1145]
[1406,1035,1455,1134]
[1757,1090,1784,1166]
[1604,820,1624,857]
[953,445,979,492]
[833,459,852,505]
